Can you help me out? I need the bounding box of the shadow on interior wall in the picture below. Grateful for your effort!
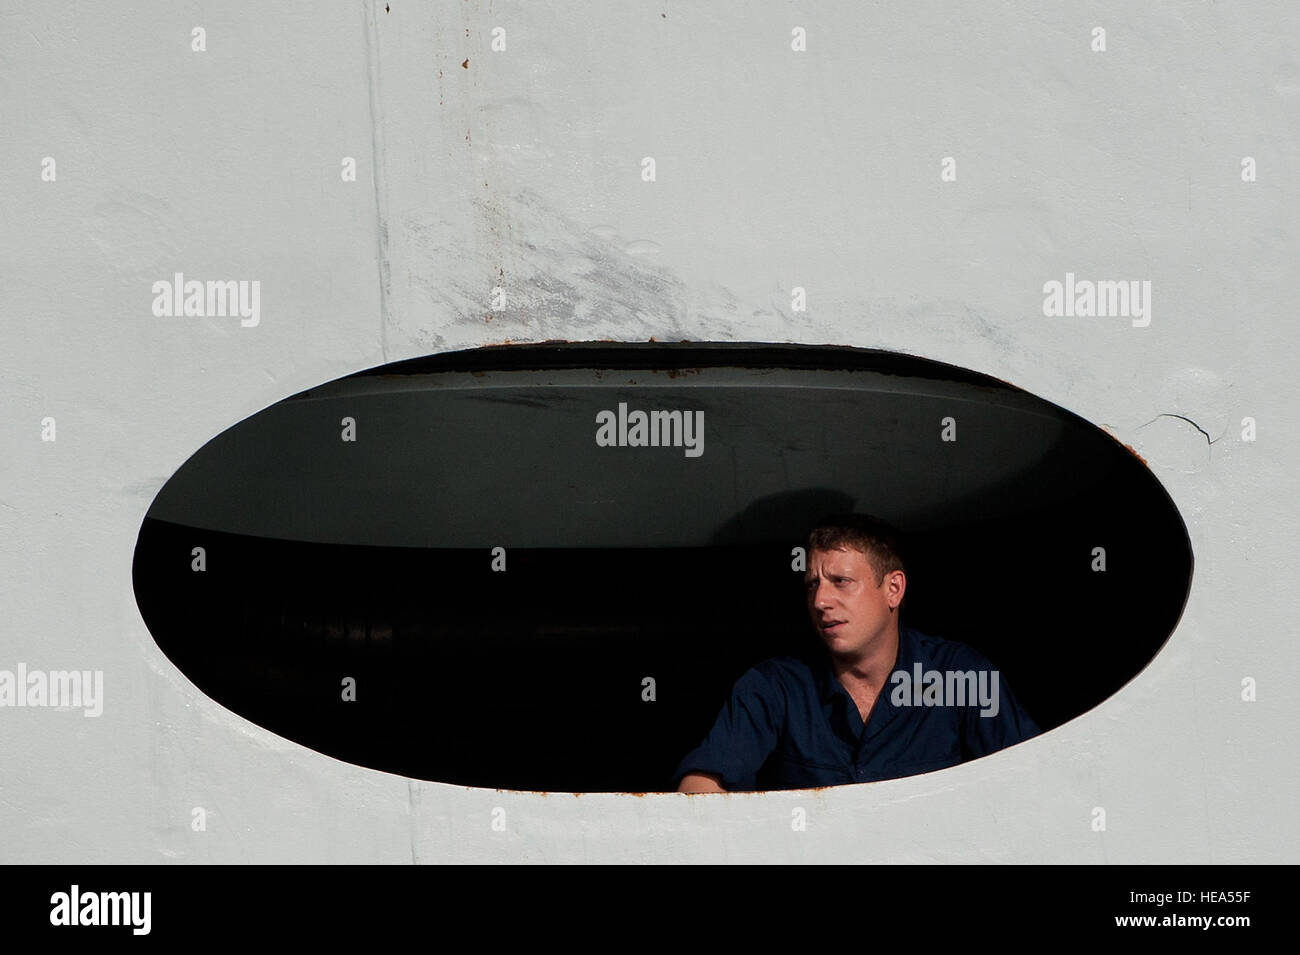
[132,341,1193,792]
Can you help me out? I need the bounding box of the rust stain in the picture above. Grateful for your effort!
[462,58,469,69]
[514,791,651,797]
[1121,441,1148,466]
[504,789,650,797]
[471,338,570,350]
[476,784,667,798]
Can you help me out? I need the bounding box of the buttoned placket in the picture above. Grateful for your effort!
[851,627,913,779]
[812,626,914,782]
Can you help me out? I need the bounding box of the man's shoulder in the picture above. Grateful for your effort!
[743,654,816,680]
[905,625,999,670]
[734,654,820,694]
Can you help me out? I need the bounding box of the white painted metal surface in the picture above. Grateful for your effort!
[0,1,1294,862]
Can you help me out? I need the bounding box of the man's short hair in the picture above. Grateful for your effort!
[807,513,909,610]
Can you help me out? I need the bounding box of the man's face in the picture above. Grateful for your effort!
[805,546,903,659]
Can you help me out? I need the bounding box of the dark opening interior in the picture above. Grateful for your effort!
[132,342,1193,792]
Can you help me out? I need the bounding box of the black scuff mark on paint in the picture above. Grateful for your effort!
[402,185,694,349]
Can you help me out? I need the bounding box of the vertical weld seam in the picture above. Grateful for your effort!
[363,0,391,363]
[408,778,420,865]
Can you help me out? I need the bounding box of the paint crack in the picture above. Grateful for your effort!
[1138,413,1218,445]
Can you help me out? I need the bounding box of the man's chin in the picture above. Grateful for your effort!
[820,632,857,654]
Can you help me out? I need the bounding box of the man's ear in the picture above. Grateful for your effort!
[888,570,906,608]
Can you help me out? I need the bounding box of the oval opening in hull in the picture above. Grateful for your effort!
[133,342,1193,792]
